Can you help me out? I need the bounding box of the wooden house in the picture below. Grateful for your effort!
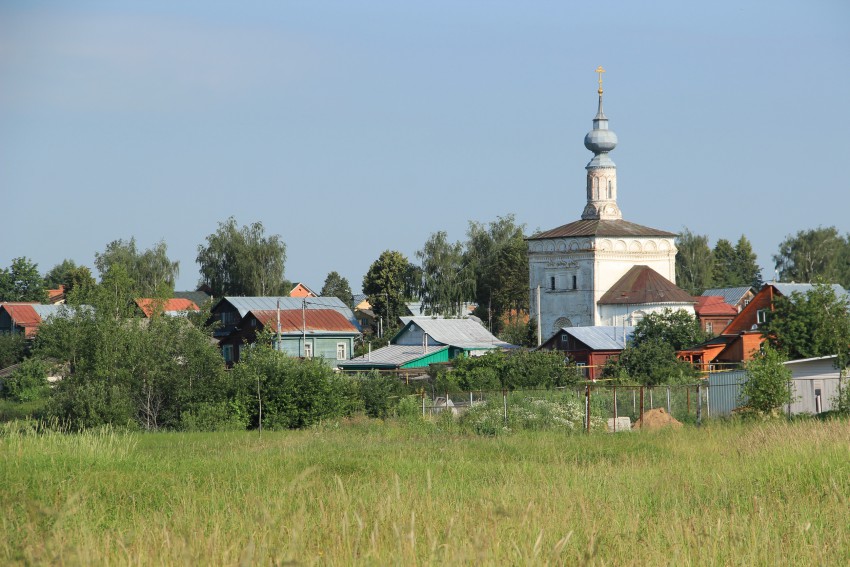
[539,325,635,380]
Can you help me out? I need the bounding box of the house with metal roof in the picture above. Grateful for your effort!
[700,286,754,313]
[539,325,635,380]
[134,298,200,318]
[208,296,360,339]
[289,283,318,298]
[219,308,360,367]
[679,282,850,369]
[0,303,70,338]
[339,317,514,371]
[693,296,738,336]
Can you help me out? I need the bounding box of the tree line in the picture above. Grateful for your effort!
[675,226,850,296]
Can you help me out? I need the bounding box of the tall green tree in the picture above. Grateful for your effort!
[0,257,47,303]
[320,271,353,306]
[465,215,528,333]
[675,228,714,295]
[196,217,287,297]
[761,283,850,363]
[734,235,762,289]
[362,250,412,326]
[95,238,179,296]
[773,227,850,287]
[417,231,475,317]
[712,238,738,288]
[44,259,96,298]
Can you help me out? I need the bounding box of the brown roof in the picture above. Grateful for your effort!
[250,309,359,334]
[1,304,41,338]
[135,298,200,317]
[528,219,676,240]
[694,296,738,317]
[598,266,695,305]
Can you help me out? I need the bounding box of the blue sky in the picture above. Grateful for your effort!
[1,1,848,293]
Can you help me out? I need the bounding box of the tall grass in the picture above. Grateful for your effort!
[2,417,849,565]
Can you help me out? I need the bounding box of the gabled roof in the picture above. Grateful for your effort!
[289,283,318,297]
[174,290,212,306]
[563,326,635,350]
[770,282,849,302]
[0,303,68,337]
[135,298,200,318]
[694,296,738,317]
[213,296,359,328]
[248,309,360,335]
[339,344,449,369]
[598,266,695,305]
[528,219,676,240]
[397,317,514,349]
[700,286,753,306]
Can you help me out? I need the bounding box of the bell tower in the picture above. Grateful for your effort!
[581,66,622,221]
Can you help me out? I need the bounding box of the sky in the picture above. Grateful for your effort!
[1,0,849,293]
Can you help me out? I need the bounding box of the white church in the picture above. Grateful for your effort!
[527,69,695,340]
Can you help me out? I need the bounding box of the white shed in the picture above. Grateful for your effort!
[784,356,847,415]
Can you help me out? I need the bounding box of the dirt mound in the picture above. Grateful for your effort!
[632,407,683,430]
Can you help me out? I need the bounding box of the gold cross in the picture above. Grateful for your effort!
[596,66,605,94]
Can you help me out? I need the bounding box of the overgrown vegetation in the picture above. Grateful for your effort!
[740,344,793,415]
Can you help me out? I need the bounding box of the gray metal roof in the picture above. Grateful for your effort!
[771,283,849,301]
[402,317,514,349]
[217,296,359,328]
[31,304,69,320]
[563,326,635,350]
[701,287,753,306]
[339,344,449,368]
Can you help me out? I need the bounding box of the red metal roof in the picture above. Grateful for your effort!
[1,304,42,338]
[250,309,359,333]
[135,298,200,317]
[694,296,737,316]
[598,266,695,305]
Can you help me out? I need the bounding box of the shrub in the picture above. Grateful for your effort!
[360,371,408,419]
[3,358,51,402]
[741,345,793,415]
[181,401,249,432]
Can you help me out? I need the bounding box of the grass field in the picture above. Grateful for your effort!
[2,417,849,566]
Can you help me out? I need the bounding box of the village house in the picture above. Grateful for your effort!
[218,308,360,367]
[693,295,738,336]
[700,286,754,313]
[339,317,514,371]
[134,298,200,318]
[538,325,635,380]
[0,303,68,338]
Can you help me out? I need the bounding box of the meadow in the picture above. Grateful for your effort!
[2,417,849,566]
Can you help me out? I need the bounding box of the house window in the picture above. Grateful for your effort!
[756,309,768,325]
[303,342,313,358]
[576,362,588,377]
[337,342,347,360]
[550,276,556,291]
[743,298,751,307]
[221,312,237,325]
[572,275,577,290]
[705,322,713,334]
[560,334,569,343]
[221,345,233,363]
[250,318,257,328]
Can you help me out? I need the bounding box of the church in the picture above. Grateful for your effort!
[527,68,694,340]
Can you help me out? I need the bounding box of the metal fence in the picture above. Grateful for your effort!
[708,371,845,417]
[419,383,712,432]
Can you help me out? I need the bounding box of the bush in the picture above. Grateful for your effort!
[2,358,51,402]
[360,371,408,419]
[741,345,793,415]
[459,392,596,436]
[181,401,249,432]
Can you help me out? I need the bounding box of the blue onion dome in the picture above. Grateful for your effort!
[584,97,618,153]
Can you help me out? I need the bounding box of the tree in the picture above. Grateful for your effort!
[0,333,26,368]
[196,217,287,297]
[741,344,793,415]
[465,215,528,334]
[675,228,714,295]
[362,250,414,326]
[417,231,475,317]
[320,271,353,306]
[0,257,47,303]
[734,235,762,289]
[605,338,699,386]
[95,238,180,296]
[761,283,850,362]
[712,238,738,288]
[773,227,850,287]
[632,308,708,351]
[44,259,96,298]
